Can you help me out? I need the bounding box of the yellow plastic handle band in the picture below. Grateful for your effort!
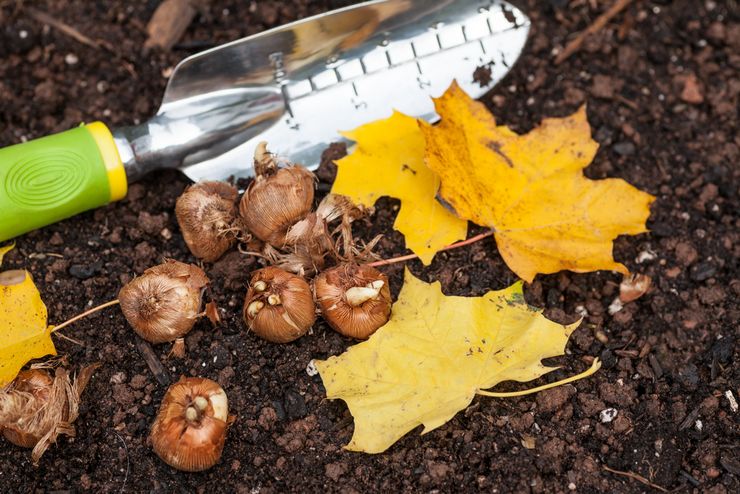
[85,122,127,202]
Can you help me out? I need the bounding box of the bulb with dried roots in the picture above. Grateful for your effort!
[314,263,391,339]
[150,377,230,472]
[238,141,315,247]
[175,181,239,262]
[119,260,210,343]
[0,364,99,463]
[243,266,316,343]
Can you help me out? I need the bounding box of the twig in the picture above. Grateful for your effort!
[25,7,101,50]
[555,0,634,65]
[602,465,668,492]
[369,230,494,268]
[112,430,130,494]
[25,6,138,78]
[51,300,120,334]
[52,331,85,347]
[135,339,171,387]
[477,358,601,397]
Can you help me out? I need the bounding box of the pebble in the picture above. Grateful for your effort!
[306,360,319,376]
[613,141,636,156]
[690,261,717,281]
[283,390,307,421]
[69,262,100,280]
[599,408,618,423]
[711,336,735,364]
[680,74,704,104]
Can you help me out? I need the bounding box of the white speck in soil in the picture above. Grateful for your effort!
[695,420,703,431]
[600,408,618,423]
[608,297,623,315]
[306,359,319,376]
[725,390,738,413]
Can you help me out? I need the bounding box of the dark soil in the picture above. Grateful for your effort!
[1,0,738,492]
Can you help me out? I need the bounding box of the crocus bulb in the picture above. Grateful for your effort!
[243,266,316,343]
[0,364,99,463]
[150,377,229,472]
[175,181,239,262]
[119,260,209,343]
[239,142,315,247]
[314,263,391,339]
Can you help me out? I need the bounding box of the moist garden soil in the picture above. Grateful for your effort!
[0,0,738,492]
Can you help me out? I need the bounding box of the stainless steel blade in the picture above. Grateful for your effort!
[114,0,529,183]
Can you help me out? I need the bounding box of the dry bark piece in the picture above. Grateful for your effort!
[0,363,100,463]
[150,376,229,471]
[239,142,316,248]
[243,267,316,343]
[119,260,209,343]
[144,0,209,51]
[175,181,239,262]
[315,263,391,339]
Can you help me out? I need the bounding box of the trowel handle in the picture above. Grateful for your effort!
[0,122,127,242]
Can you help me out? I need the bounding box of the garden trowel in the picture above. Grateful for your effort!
[0,0,529,242]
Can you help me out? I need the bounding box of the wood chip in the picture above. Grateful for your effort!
[144,0,208,51]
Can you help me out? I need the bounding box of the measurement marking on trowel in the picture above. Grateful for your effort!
[270,51,295,118]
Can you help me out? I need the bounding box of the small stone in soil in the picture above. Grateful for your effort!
[689,261,717,281]
[68,262,101,279]
[284,390,307,421]
[677,363,700,390]
[613,142,636,156]
[710,336,734,365]
[599,408,619,424]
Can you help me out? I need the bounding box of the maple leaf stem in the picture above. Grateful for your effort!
[476,358,602,398]
[51,299,120,334]
[368,230,494,268]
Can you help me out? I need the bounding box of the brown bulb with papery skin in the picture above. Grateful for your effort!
[0,364,100,463]
[243,267,316,343]
[1,369,53,448]
[314,263,391,339]
[119,260,209,344]
[175,181,239,262]
[238,142,315,247]
[150,377,229,472]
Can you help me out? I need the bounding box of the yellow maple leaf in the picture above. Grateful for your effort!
[315,268,598,453]
[0,245,56,386]
[332,111,467,265]
[421,82,655,282]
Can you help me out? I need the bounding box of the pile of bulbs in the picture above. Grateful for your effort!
[175,141,393,343]
[2,142,395,472]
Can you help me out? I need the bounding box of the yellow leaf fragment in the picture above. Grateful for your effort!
[0,270,56,386]
[332,112,467,265]
[421,82,655,282]
[0,241,15,266]
[315,268,584,453]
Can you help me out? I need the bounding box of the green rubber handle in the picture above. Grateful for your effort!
[0,123,127,242]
